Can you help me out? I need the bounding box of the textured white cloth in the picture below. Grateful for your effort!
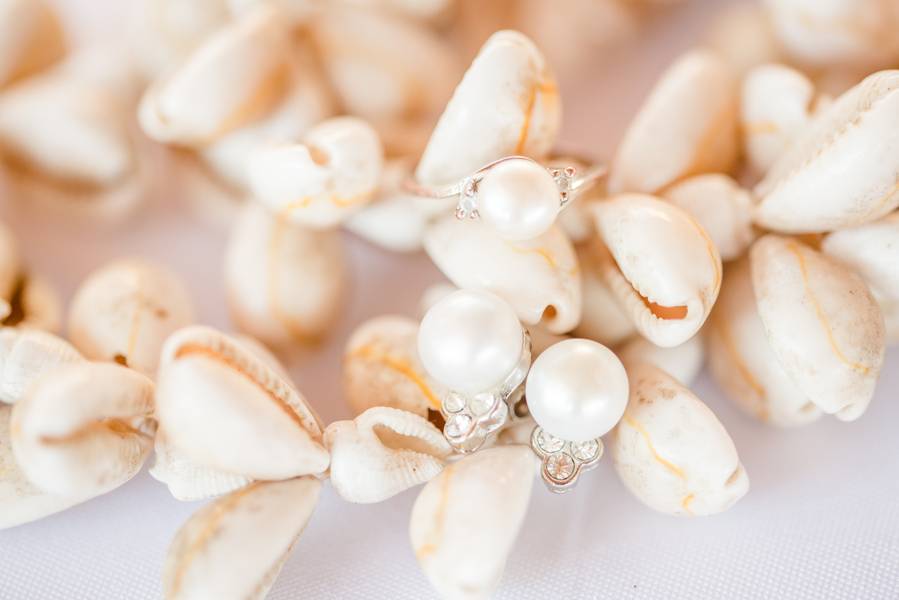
[2,0,898,598]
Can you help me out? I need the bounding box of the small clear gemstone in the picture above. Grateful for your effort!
[545,453,575,481]
[444,414,472,438]
[469,392,496,416]
[536,429,564,453]
[571,439,599,462]
[443,393,466,414]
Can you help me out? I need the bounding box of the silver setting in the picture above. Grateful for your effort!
[530,426,604,493]
[439,330,532,454]
[403,155,607,221]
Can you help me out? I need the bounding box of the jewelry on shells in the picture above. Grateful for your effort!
[418,289,532,453]
[405,155,607,241]
[525,338,628,492]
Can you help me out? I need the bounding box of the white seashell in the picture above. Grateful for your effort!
[139,5,293,146]
[325,406,451,503]
[612,362,749,516]
[0,49,140,192]
[198,50,335,192]
[163,477,320,600]
[150,432,253,502]
[495,415,536,447]
[424,216,581,334]
[703,3,781,76]
[590,194,722,347]
[0,328,83,404]
[310,7,459,155]
[248,116,384,228]
[751,235,885,420]
[0,0,64,88]
[761,0,899,71]
[224,202,345,345]
[617,334,704,387]
[0,405,84,529]
[740,64,816,176]
[706,257,821,427]
[822,214,899,343]
[573,242,635,347]
[150,334,286,501]
[68,258,195,376]
[10,362,156,498]
[155,325,329,480]
[345,159,455,253]
[661,174,754,262]
[754,71,899,233]
[414,30,561,187]
[608,50,738,194]
[132,0,231,80]
[343,315,444,418]
[410,446,536,599]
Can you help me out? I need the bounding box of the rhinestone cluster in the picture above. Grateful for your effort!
[530,426,603,493]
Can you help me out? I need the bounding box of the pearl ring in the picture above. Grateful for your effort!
[404,155,607,240]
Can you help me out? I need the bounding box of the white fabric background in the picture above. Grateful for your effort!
[1,0,898,598]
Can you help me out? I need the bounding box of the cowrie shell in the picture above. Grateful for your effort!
[0,405,83,530]
[0,49,140,191]
[150,334,286,501]
[410,446,536,600]
[12,275,63,333]
[225,202,346,345]
[573,242,636,347]
[248,116,384,228]
[415,29,561,187]
[608,49,738,194]
[750,235,885,420]
[661,174,754,262]
[822,212,899,343]
[343,315,445,418]
[10,362,156,498]
[68,258,195,376]
[590,194,722,348]
[139,5,293,146]
[740,63,816,176]
[0,0,64,88]
[706,257,821,427]
[163,477,320,600]
[310,6,459,155]
[754,70,899,233]
[0,328,83,404]
[155,326,329,480]
[612,362,749,516]
[761,0,899,71]
[424,216,581,334]
[617,334,704,387]
[198,44,335,192]
[325,407,451,504]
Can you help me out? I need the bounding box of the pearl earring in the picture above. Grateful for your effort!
[418,289,531,453]
[526,338,629,492]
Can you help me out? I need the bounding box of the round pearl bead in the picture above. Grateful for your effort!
[418,289,523,394]
[526,339,629,442]
[477,157,561,241]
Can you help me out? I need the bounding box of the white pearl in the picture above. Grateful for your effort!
[418,289,523,394]
[477,157,561,241]
[526,339,628,442]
